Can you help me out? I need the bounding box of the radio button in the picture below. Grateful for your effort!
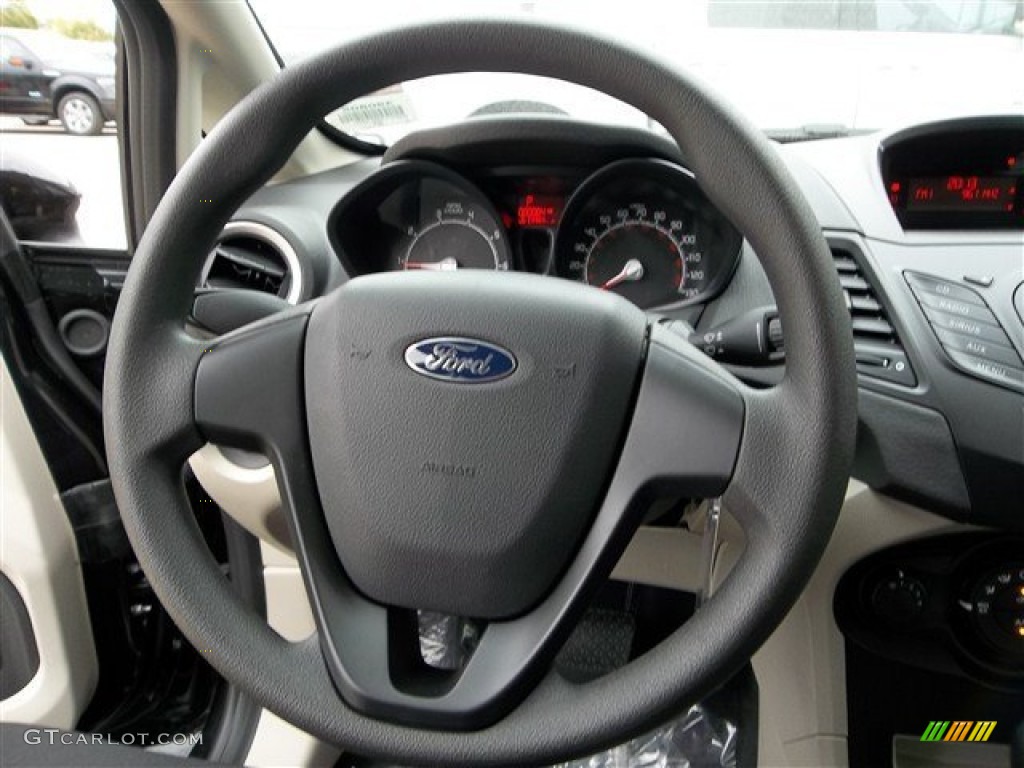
[916,291,1000,326]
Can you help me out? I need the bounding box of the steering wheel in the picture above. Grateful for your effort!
[104,20,855,765]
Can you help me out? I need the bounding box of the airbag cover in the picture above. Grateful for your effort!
[304,271,646,619]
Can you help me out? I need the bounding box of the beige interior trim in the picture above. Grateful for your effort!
[0,360,97,728]
[189,445,290,551]
[611,525,706,591]
[260,541,315,642]
[245,709,340,768]
[161,0,357,179]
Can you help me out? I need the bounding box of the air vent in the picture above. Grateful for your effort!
[830,243,916,387]
[200,221,301,304]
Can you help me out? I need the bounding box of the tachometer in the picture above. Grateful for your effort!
[555,159,742,309]
[400,195,508,271]
[327,160,511,277]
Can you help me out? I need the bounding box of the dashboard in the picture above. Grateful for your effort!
[211,115,1024,538]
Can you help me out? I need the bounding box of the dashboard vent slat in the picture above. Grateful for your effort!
[839,274,870,293]
[851,316,895,338]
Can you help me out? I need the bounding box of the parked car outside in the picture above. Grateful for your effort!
[0,27,115,135]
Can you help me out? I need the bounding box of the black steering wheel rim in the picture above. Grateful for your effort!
[104,19,856,765]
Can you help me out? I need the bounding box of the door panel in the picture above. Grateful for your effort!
[0,358,98,728]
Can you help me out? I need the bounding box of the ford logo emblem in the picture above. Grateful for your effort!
[404,337,517,383]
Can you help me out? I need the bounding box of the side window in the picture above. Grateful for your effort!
[707,0,842,30]
[0,35,37,66]
[0,2,125,250]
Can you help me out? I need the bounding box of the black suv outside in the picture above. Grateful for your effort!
[0,28,115,135]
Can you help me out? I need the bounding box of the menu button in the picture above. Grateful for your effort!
[946,350,1024,390]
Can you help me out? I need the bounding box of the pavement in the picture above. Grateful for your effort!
[0,116,126,250]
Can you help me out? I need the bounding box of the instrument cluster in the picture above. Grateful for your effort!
[329,157,742,310]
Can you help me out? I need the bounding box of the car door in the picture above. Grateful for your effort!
[0,35,53,116]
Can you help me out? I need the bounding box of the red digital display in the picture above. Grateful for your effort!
[906,176,1017,212]
[516,194,562,227]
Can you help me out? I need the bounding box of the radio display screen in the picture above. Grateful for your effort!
[881,121,1023,230]
[905,176,1017,213]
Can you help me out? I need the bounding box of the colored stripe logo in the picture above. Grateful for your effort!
[920,721,997,742]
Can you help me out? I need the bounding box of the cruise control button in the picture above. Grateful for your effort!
[946,349,1024,389]
[916,292,1000,326]
[923,308,1012,345]
[905,272,986,307]
[935,328,1023,368]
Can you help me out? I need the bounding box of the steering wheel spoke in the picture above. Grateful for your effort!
[193,308,312,454]
[615,323,745,501]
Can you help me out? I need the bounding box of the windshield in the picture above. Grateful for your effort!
[249,0,1024,145]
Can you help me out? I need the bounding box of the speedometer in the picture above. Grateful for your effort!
[555,159,742,309]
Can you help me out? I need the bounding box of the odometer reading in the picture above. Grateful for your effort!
[555,159,741,309]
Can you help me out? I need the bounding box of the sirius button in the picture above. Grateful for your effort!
[922,308,1011,345]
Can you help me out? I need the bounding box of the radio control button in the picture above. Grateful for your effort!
[922,308,1012,346]
[935,328,1023,368]
[905,272,986,307]
[916,291,1000,326]
[945,349,1024,389]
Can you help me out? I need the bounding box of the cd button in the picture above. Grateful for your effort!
[905,272,986,307]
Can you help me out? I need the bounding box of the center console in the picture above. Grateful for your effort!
[835,532,1024,767]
